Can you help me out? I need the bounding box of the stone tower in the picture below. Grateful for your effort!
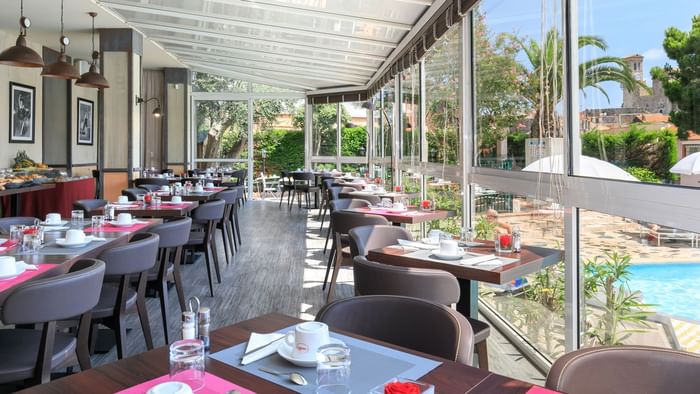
[621,54,673,113]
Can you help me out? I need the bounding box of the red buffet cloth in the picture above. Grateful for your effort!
[2,178,96,218]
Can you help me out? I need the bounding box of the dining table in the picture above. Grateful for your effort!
[344,206,456,225]
[16,313,558,394]
[367,241,563,319]
[113,201,198,218]
[159,187,226,202]
[347,190,420,202]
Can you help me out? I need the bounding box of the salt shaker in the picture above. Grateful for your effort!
[198,307,211,352]
[181,311,196,340]
[512,225,521,253]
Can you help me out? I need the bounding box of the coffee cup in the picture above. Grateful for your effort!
[194,185,204,192]
[117,213,133,225]
[160,185,170,192]
[174,182,182,187]
[0,256,16,276]
[65,229,86,245]
[381,198,392,208]
[392,202,405,211]
[440,240,460,255]
[45,213,61,225]
[171,196,183,203]
[117,195,129,204]
[205,182,214,188]
[284,321,330,359]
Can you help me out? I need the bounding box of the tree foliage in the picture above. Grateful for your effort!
[293,104,351,156]
[651,15,700,140]
[253,129,304,174]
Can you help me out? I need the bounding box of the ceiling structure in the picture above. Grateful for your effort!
[96,0,435,91]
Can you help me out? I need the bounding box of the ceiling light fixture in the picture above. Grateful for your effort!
[136,96,164,117]
[0,0,44,68]
[76,12,109,89]
[42,0,80,79]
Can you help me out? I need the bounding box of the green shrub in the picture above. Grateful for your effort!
[253,129,304,175]
[625,166,661,183]
[340,127,368,156]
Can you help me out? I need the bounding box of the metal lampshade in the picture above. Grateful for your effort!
[42,52,80,79]
[76,13,109,89]
[152,106,163,117]
[0,34,44,68]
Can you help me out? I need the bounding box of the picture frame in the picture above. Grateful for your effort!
[77,98,94,145]
[9,82,35,144]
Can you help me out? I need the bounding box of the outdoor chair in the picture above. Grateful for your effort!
[72,199,107,218]
[317,295,474,365]
[183,199,226,297]
[546,345,700,394]
[353,256,492,370]
[339,191,380,205]
[324,198,371,254]
[0,259,105,385]
[348,225,412,257]
[290,172,320,210]
[214,189,239,265]
[278,171,295,208]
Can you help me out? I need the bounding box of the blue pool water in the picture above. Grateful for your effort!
[627,263,700,322]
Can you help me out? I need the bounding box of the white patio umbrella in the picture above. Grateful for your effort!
[670,152,700,175]
[522,154,639,182]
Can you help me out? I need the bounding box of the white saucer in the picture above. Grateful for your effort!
[0,262,26,280]
[113,201,134,205]
[109,220,138,227]
[431,249,467,260]
[146,381,193,394]
[421,237,441,245]
[41,220,69,226]
[387,207,408,213]
[368,205,388,210]
[56,236,94,248]
[277,337,345,367]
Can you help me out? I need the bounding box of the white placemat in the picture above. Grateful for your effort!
[403,248,519,270]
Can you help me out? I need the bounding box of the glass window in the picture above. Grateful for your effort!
[425,175,462,234]
[192,72,249,93]
[474,0,559,171]
[195,100,249,165]
[575,2,695,186]
[341,102,368,158]
[311,104,338,157]
[425,25,461,165]
[580,210,699,352]
[253,99,305,176]
[401,64,421,162]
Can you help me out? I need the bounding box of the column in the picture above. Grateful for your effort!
[164,68,190,175]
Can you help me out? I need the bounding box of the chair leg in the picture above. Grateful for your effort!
[278,189,286,207]
[76,312,92,371]
[289,190,295,210]
[234,212,242,246]
[114,315,127,360]
[322,237,336,290]
[136,273,154,350]
[209,238,222,284]
[159,278,170,345]
[34,321,56,385]
[203,246,215,297]
[475,340,489,370]
[221,221,231,265]
[227,218,236,257]
[326,243,343,303]
[323,224,332,254]
[319,205,327,234]
[173,246,186,312]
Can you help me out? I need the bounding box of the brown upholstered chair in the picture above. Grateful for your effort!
[352,256,491,369]
[348,225,412,257]
[72,199,108,218]
[317,295,474,365]
[546,345,700,394]
[339,191,381,205]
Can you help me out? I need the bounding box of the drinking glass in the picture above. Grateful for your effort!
[91,215,105,231]
[9,225,25,243]
[154,195,162,207]
[22,233,40,253]
[316,343,351,394]
[169,339,205,391]
[495,233,513,253]
[71,210,84,225]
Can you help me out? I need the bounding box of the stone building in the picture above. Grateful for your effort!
[621,54,674,114]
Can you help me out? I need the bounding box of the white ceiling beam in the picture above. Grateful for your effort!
[219,0,413,31]
[99,0,398,48]
[394,0,433,5]
[169,49,370,83]
[151,36,380,72]
[191,64,315,91]
[181,57,367,85]
[166,48,373,79]
[130,20,388,62]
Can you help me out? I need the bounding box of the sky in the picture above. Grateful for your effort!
[478,0,698,109]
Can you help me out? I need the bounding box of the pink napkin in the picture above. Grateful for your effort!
[527,386,561,394]
[84,222,150,233]
[0,240,19,253]
[204,187,225,192]
[114,204,141,208]
[154,203,191,209]
[0,264,58,293]
[115,373,255,394]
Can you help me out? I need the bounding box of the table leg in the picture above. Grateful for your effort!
[10,194,20,216]
[457,279,479,319]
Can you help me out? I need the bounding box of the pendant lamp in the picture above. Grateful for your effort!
[0,0,44,68]
[42,0,80,80]
[76,12,109,88]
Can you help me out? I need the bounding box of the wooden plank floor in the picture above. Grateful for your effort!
[90,199,545,384]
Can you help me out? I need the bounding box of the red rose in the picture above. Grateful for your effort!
[385,382,421,394]
[23,228,37,235]
[499,234,512,248]
[394,185,402,192]
[421,200,430,209]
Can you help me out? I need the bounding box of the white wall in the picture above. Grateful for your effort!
[72,81,98,165]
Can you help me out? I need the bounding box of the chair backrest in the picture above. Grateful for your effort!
[340,192,380,205]
[328,186,344,201]
[353,256,460,305]
[322,177,335,190]
[215,189,237,204]
[191,199,226,221]
[231,169,246,186]
[329,198,370,212]
[2,259,105,324]
[122,188,146,201]
[292,172,315,183]
[73,199,108,216]
[0,217,37,234]
[317,295,473,364]
[333,183,363,191]
[138,184,162,192]
[348,225,413,257]
[330,210,390,235]
[149,217,192,248]
[97,232,160,276]
[134,177,169,187]
[545,346,700,394]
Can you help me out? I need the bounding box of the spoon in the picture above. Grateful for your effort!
[258,367,308,386]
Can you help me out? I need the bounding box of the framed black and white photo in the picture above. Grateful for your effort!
[9,82,35,144]
[77,98,94,145]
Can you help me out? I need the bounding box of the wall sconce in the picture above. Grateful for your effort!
[136,96,163,117]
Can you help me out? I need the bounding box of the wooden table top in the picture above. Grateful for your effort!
[345,207,455,225]
[160,191,220,202]
[0,183,56,197]
[367,241,563,285]
[17,313,547,394]
[114,201,198,218]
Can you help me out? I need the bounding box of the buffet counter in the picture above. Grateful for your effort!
[1,178,96,218]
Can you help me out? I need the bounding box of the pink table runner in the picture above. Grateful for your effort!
[204,187,225,192]
[0,240,19,253]
[527,386,561,393]
[84,222,151,233]
[0,264,58,293]
[149,203,192,209]
[361,208,429,217]
[115,373,255,394]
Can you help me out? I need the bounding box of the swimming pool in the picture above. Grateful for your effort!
[627,263,700,322]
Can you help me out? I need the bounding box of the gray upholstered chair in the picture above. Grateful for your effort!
[72,199,108,217]
[134,177,169,187]
[0,259,105,385]
[545,345,700,394]
[323,198,372,255]
[348,225,412,257]
[290,172,319,210]
[332,182,363,191]
[91,232,159,359]
[317,295,474,365]
[278,170,294,208]
[137,184,162,192]
[0,216,37,234]
[148,217,192,344]
[122,188,146,201]
[325,211,389,302]
[353,256,491,369]
[339,192,381,205]
[214,189,238,265]
[183,199,226,297]
[318,178,339,233]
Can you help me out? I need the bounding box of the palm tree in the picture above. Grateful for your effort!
[519,29,650,137]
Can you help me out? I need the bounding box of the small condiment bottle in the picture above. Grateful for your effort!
[182,311,196,340]
[512,225,522,253]
[198,307,211,352]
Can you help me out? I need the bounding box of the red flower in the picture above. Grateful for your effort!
[23,228,37,235]
[421,200,431,209]
[385,382,421,394]
[499,234,512,248]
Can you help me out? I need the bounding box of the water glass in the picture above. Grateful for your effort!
[169,339,205,391]
[316,343,351,394]
[9,225,25,243]
[495,233,513,253]
[154,195,162,207]
[91,215,105,231]
[71,210,84,225]
[22,233,40,253]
